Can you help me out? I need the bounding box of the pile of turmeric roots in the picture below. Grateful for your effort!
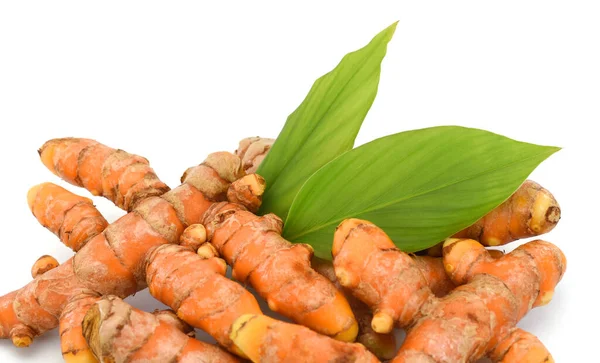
[0,137,565,362]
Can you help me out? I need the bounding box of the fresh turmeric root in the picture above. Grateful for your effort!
[39,138,170,211]
[230,314,378,363]
[423,179,561,257]
[202,201,358,342]
[332,219,566,362]
[311,256,397,360]
[82,295,239,363]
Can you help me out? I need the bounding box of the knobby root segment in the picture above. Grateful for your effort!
[28,182,108,252]
[312,256,397,360]
[235,137,275,174]
[31,255,59,279]
[230,314,378,363]
[333,218,566,362]
[39,138,170,212]
[179,224,207,251]
[203,202,358,342]
[82,296,239,363]
[60,292,101,363]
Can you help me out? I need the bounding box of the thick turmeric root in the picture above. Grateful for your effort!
[82,296,239,363]
[235,137,275,174]
[230,314,378,363]
[332,219,566,362]
[60,292,101,363]
[39,138,170,212]
[203,202,358,342]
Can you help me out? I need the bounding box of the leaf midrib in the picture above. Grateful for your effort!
[285,148,555,240]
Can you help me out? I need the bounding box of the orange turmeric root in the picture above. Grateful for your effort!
[0,140,244,351]
[332,219,566,362]
[31,255,60,278]
[202,201,358,342]
[230,314,378,363]
[312,256,397,360]
[235,137,275,174]
[423,180,561,256]
[82,295,239,363]
[39,138,170,211]
[28,182,108,252]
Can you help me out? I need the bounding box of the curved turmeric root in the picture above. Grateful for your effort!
[230,314,378,363]
[203,202,358,342]
[39,138,170,211]
[82,296,239,363]
[235,137,275,174]
[332,219,566,362]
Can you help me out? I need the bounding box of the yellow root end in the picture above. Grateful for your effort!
[372,312,394,334]
[442,238,463,249]
[26,183,46,211]
[332,320,359,342]
[63,349,98,363]
[230,314,264,361]
[530,191,559,233]
[197,243,218,259]
[486,237,502,247]
[538,290,554,306]
[335,268,353,287]
[267,299,278,312]
[31,255,59,278]
[11,334,32,348]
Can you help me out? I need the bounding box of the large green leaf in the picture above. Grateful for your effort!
[283,126,560,259]
[257,22,398,220]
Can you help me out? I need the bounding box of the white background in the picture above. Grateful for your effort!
[1,1,599,362]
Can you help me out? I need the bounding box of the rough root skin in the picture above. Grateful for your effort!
[1,144,247,351]
[28,182,108,252]
[230,314,378,363]
[203,202,358,342]
[311,256,398,360]
[39,138,170,212]
[82,296,239,363]
[145,244,262,355]
[227,174,266,213]
[59,292,101,363]
[333,218,566,362]
[235,137,275,174]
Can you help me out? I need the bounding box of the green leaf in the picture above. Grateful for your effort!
[257,22,398,220]
[283,126,560,259]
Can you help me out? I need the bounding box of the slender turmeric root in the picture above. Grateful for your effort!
[82,295,239,363]
[203,201,358,342]
[230,314,378,363]
[332,219,566,362]
[235,137,275,174]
